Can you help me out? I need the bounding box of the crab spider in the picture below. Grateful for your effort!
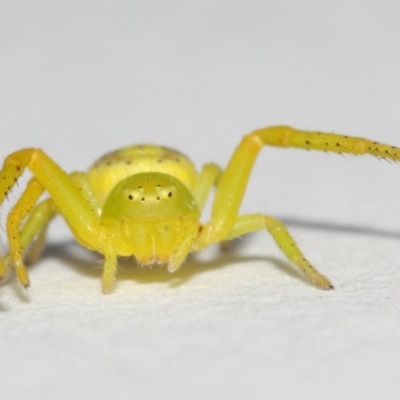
[0,125,399,293]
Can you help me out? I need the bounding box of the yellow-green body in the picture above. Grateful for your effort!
[1,125,400,293]
[86,145,201,265]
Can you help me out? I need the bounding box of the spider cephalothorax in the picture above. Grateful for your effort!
[100,172,201,269]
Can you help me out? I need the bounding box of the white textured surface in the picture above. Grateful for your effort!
[1,1,400,399]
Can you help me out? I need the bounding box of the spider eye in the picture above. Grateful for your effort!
[128,194,134,200]
[168,192,173,197]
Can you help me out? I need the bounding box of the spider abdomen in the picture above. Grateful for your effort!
[87,145,198,207]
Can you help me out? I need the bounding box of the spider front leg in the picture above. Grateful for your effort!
[193,132,329,287]
[0,149,103,288]
[195,125,400,288]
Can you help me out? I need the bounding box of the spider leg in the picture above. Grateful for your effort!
[198,125,400,245]
[23,210,52,265]
[102,250,118,293]
[0,149,101,288]
[70,171,102,216]
[253,125,400,159]
[194,125,400,288]
[192,163,222,212]
[1,172,103,286]
[70,171,120,292]
[224,214,333,289]
[4,198,57,268]
[191,163,231,252]
[0,177,44,286]
[194,132,265,245]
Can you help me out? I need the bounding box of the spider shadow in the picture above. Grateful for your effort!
[279,216,400,240]
[2,216,399,302]
[34,236,308,288]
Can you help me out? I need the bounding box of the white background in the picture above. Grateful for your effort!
[1,1,400,399]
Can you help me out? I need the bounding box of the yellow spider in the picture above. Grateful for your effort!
[0,125,399,293]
